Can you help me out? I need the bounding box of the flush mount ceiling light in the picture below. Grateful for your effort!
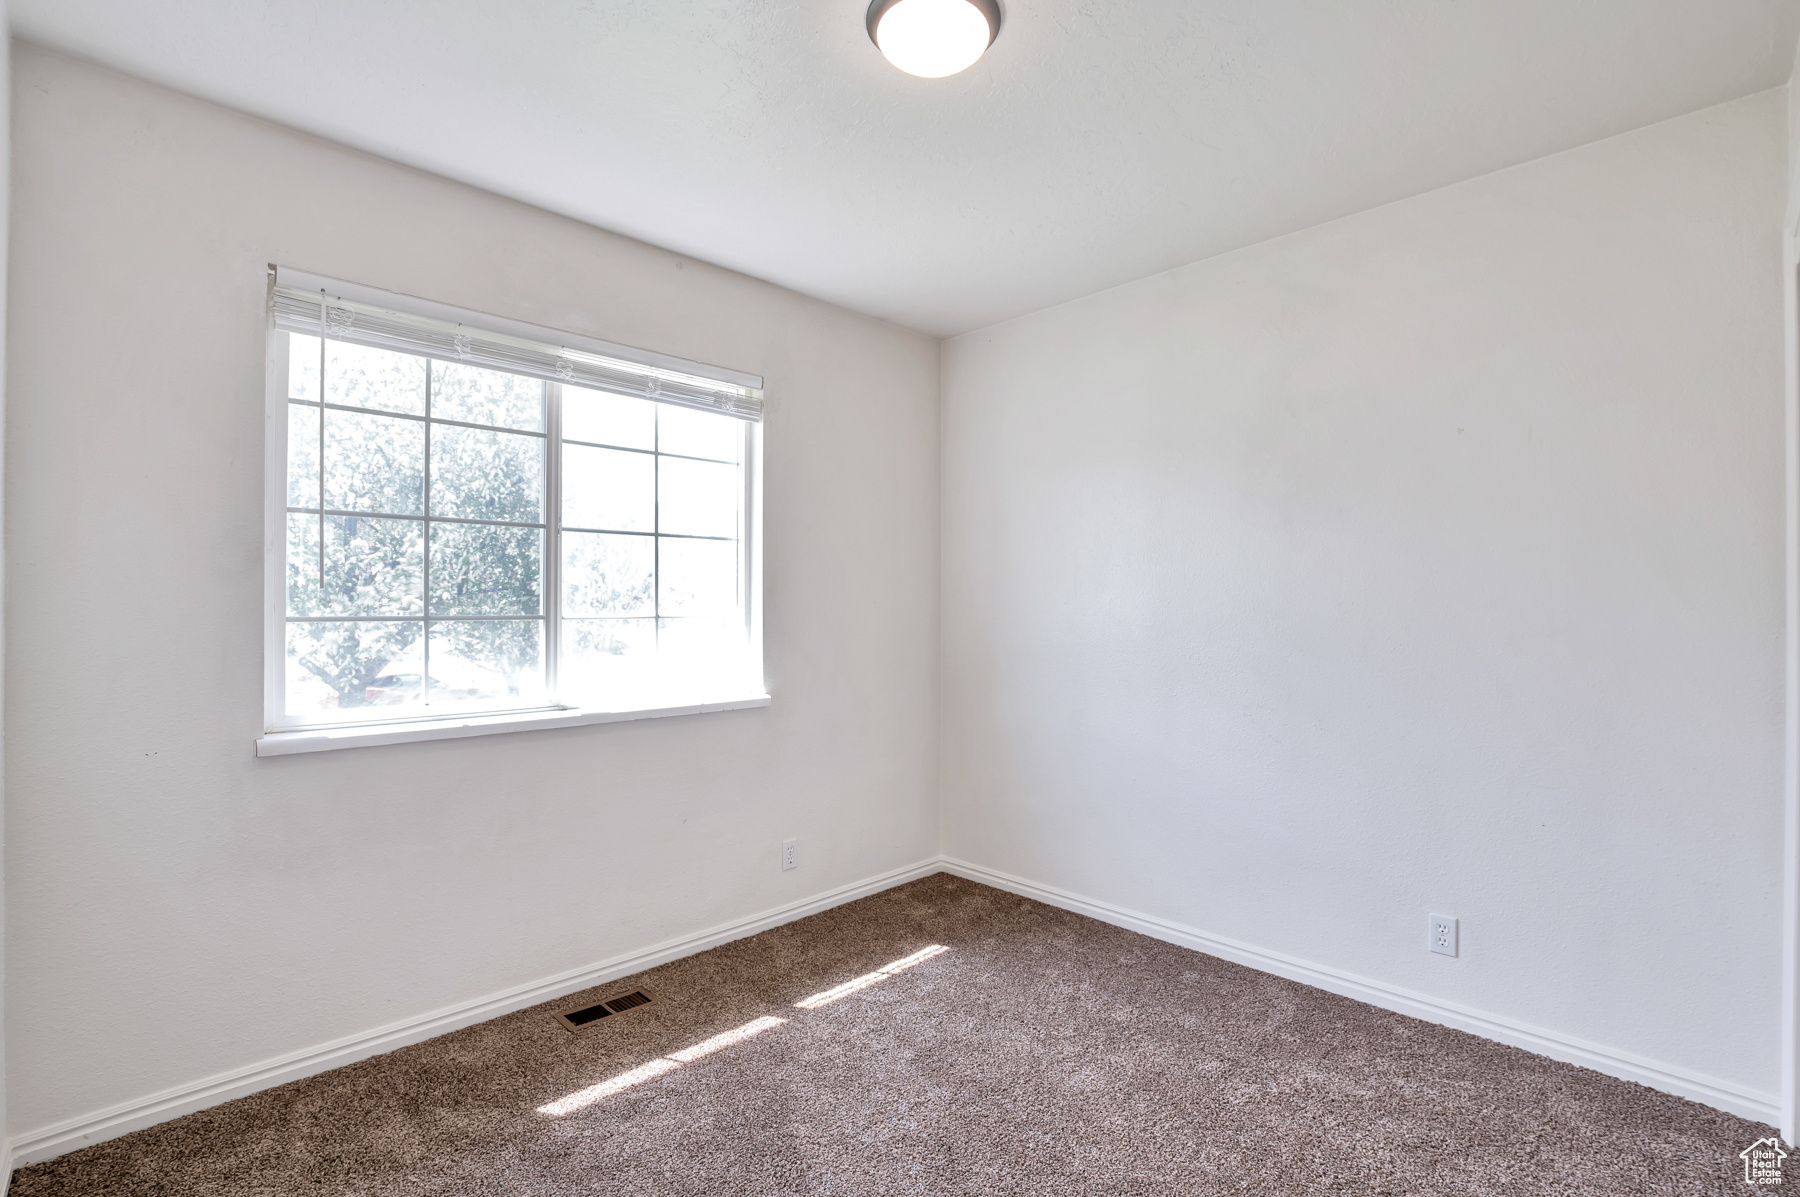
[867,0,1002,78]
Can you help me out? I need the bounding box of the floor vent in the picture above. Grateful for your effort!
[555,989,657,1032]
[605,990,653,1012]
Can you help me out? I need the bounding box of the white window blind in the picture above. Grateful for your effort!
[270,266,763,421]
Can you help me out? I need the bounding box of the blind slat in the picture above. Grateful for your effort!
[270,285,763,422]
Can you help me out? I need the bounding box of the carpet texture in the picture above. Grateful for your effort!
[11,874,1774,1195]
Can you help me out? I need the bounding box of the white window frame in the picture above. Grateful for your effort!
[257,269,767,756]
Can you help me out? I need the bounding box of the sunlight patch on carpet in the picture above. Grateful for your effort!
[794,944,949,1009]
[537,1016,788,1116]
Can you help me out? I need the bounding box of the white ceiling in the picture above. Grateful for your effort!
[14,1,1799,337]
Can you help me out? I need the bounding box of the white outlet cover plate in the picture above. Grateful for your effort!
[1429,914,1458,957]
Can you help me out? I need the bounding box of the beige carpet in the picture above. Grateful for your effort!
[11,874,1773,1195]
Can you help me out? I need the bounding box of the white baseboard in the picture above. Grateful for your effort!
[939,856,1779,1125]
[10,853,1777,1171]
[7,857,944,1169]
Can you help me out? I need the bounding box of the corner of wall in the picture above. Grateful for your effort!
[935,334,947,863]
[2,12,14,1189]
[1786,39,1800,232]
[1782,30,1800,1150]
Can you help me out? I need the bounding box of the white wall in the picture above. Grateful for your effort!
[943,90,1787,1105]
[0,8,11,1190]
[1781,35,1800,1146]
[1788,38,1800,230]
[5,43,938,1143]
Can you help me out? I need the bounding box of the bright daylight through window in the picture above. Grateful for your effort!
[264,270,764,743]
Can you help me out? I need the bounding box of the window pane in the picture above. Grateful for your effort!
[563,532,654,617]
[657,616,752,683]
[658,457,739,538]
[324,341,426,415]
[286,620,425,716]
[324,408,425,516]
[427,620,545,709]
[429,524,540,616]
[564,385,655,449]
[287,516,319,615]
[658,404,742,463]
[288,333,320,403]
[559,618,657,700]
[432,362,544,431]
[563,444,653,532]
[288,515,423,618]
[659,537,738,617]
[288,403,319,508]
[431,424,543,523]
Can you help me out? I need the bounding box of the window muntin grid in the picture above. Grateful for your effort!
[277,331,748,729]
[555,383,746,707]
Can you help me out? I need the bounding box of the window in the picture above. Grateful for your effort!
[262,268,764,751]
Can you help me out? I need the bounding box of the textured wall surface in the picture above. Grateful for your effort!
[943,91,1787,1099]
[0,1,11,1179]
[6,44,939,1138]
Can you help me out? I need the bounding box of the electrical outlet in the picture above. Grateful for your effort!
[781,838,798,872]
[1429,914,1458,957]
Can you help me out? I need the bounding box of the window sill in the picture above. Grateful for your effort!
[256,694,771,757]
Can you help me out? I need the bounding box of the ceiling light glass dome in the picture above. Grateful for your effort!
[867,0,1002,78]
